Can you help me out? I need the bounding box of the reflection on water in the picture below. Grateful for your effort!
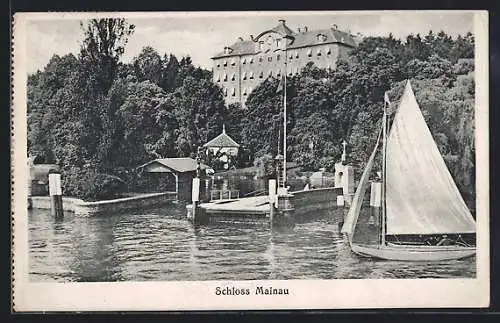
[28,203,475,282]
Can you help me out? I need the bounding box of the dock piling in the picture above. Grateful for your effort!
[369,182,382,225]
[48,171,64,219]
[274,187,295,228]
[189,177,208,224]
[268,179,277,223]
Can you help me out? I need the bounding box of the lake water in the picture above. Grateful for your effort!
[28,204,476,282]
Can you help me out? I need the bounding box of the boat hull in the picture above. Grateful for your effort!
[351,243,476,261]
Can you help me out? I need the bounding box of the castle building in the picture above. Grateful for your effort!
[211,19,359,107]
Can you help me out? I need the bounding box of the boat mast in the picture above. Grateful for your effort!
[381,98,388,246]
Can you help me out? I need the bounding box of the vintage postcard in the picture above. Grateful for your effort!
[11,10,490,311]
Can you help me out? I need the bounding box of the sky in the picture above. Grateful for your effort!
[24,11,476,75]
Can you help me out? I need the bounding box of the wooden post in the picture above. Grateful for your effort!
[173,173,179,201]
[275,192,295,228]
[269,179,277,223]
[369,181,382,225]
[190,177,206,224]
[48,172,63,219]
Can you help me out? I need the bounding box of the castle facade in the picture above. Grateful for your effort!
[211,20,359,107]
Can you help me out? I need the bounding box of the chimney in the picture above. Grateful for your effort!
[333,24,338,30]
[238,37,244,42]
[250,34,254,41]
[279,19,286,25]
[298,27,301,32]
[304,26,308,32]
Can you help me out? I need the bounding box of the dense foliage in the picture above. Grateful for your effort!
[28,19,225,200]
[28,21,475,206]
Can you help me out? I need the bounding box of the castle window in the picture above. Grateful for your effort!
[216,62,220,67]
[243,88,248,96]
[242,72,247,80]
[268,70,273,77]
[224,88,228,96]
[259,56,263,62]
[231,59,235,66]
[231,73,235,81]
[289,53,293,59]
[307,49,312,57]
[327,47,332,55]
[295,51,299,58]
[317,34,327,42]
[231,88,236,96]
[259,71,263,79]
[288,70,293,76]
[223,73,227,81]
[242,57,247,64]
[223,60,227,67]
[250,57,254,64]
[249,71,254,79]
[268,56,272,62]
[277,54,280,61]
[276,69,281,76]
[216,73,221,82]
[317,49,322,56]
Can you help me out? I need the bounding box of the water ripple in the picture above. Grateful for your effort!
[28,206,476,282]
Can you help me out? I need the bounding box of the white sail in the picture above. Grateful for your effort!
[341,129,382,238]
[385,81,476,235]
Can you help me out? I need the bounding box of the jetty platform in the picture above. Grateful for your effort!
[187,195,270,217]
[187,187,346,223]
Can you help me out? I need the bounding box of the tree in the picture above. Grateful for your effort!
[168,76,226,157]
[27,54,79,162]
[160,54,180,92]
[132,46,163,85]
[79,18,135,93]
[114,80,172,167]
[242,77,284,159]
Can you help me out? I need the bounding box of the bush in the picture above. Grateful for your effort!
[62,167,127,201]
[253,154,276,179]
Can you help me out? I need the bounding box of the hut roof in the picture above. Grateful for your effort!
[137,158,208,173]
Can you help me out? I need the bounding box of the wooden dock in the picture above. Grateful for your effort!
[186,187,344,223]
[187,195,270,217]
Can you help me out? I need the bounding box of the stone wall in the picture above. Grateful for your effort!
[291,187,343,217]
[29,192,177,217]
[30,196,83,212]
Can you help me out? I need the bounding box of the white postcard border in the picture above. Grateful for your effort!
[11,10,490,311]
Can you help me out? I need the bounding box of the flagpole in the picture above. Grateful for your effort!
[282,37,287,189]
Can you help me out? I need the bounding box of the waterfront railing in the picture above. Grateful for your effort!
[210,189,240,201]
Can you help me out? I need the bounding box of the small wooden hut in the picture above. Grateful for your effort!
[137,158,208,201]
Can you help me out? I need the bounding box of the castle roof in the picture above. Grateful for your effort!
[270,20,295,38]
[212,20,357,59]
[203,125,240,148]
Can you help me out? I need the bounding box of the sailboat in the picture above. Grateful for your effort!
[341,80,476,261]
